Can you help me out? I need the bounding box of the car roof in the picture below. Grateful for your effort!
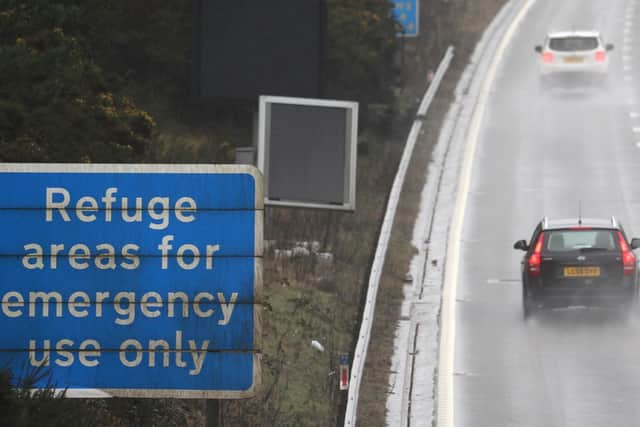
[547,30,601,39]
[541,217,619,230]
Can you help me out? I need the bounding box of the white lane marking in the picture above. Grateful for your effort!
[636,142,640,148]
[437,0,536,426]
[623,55,632,62]
[633,127,640,133]
[630,112,640,118]
[625,75,634,81]
[623,45,633,52]
[487,278,520,284]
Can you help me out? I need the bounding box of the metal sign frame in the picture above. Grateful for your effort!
[258,95,358,211]
[0,163,262,399]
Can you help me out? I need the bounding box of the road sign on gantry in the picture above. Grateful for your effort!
[0,163,262,398]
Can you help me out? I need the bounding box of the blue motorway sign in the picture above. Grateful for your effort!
[0,164,262,398]
[391,0,419,37]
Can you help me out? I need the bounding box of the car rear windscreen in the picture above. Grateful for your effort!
[544,229,618,253]
[549,37,599,51]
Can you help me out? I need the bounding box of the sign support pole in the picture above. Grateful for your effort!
[206,400,221,427]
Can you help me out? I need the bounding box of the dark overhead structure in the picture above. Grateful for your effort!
[193,0,326,101]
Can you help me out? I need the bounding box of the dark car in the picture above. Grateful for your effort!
[514,217,640,318]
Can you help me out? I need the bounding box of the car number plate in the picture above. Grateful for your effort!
[563,56,584,63]
[564,266,600,277]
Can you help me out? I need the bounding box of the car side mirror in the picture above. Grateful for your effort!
[514,240,528,251]
[534,45,542,53]
[631,238,640,250]
[606,43,614,51]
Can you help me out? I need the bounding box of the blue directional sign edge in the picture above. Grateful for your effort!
[0,163,263,399]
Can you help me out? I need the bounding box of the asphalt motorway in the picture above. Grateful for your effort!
[454,0,640,426]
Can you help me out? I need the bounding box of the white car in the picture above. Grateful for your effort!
[535,31,614,88]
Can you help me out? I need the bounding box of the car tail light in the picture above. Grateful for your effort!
[618,231,636,275]
[595,50,606,62]
[528,233,544,277]
[542,52,554,63]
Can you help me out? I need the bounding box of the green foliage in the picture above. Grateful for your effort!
[0,363,203,426]
[0,0,155,162]
[223,286,349,426]
[0,364,83,427]
[0,0,403,164]
[148,132,235,164]
[66,0,193,100]
[325,0,401,105]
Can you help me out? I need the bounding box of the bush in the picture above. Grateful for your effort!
[0,0,155,162]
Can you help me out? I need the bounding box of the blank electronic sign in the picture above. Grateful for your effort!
[195,0,326,100]
[258,96,358,211]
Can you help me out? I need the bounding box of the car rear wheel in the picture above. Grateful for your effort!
[522,285,537,319]
[624,284,639,318]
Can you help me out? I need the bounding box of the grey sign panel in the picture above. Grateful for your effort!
[258,96,358,210]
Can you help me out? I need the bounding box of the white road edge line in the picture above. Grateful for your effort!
[435,0,536,426]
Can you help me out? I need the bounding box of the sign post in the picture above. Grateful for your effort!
[0,163,262,398]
